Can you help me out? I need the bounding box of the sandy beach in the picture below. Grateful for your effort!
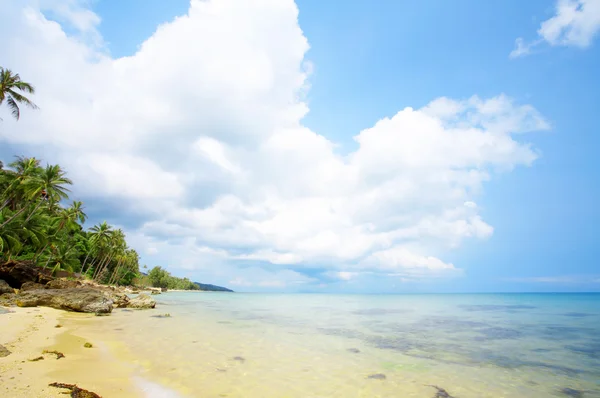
[0,306,142,398]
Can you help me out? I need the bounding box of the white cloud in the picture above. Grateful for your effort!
[0,0,550,289]
[511,0,600,58]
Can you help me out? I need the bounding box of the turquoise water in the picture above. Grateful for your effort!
[95,293,600,397]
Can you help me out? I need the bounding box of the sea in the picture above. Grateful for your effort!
[85,293,600,397]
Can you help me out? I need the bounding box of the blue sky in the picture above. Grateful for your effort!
[0,0,599,292]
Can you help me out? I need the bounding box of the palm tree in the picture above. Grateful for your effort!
[0,67,38,120]
[22,164,72,222]
[68,201,87,225]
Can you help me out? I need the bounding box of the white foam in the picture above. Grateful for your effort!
[133,376,182,398]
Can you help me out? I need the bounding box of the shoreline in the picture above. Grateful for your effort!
[0,306,180,397]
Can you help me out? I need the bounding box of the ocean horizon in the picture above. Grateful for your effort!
[69,291,600,397]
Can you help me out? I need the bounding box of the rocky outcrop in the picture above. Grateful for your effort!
[0,293,17,306]
[20,281,46,291]
[0,260,53,288]
[104,291,129,308]
[0,279,14,295]
[127,293,156,309]
[46,279,82,289]
[16,288,113,314]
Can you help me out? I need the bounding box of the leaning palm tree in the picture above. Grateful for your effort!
[0,67,38,120]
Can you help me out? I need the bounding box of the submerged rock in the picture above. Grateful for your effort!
[16,288,113,314]
[428,385,455,398]
[127,293,156,309]
[0,344,11,357]
[347,348,361,353]
[560,388,584,398]
[367,373,386,380]
[233,356,245,363]
[0,279,14,295]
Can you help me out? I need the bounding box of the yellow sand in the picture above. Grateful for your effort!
[0,306,141,398]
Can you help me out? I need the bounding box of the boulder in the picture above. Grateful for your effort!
[46,279,82,289]
[127,293,156,309]
[20,281,46,291]
[151,290,161,295]
[0,293,17,306]
[104,291,129,308]
[0,279,14,295]
[16,288,113,314]
[0,260,53,288]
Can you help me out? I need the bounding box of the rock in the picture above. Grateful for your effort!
[46,279,82,289]
[0,279,14,295]
[16,288,113,314]
[0,344,11,357]
[84,342,93,348]
[20,281,46,291]
[127,293,156,309]
[151,290,161,295]
[0,260,53,288]
[233,356,245,363]
[103,291,129,308]
[367,373,386,380]
[347,348,360,353]
[160,287,168,292]
[560,388,584,398]
[428,385,455,398]
[0,293,17,306]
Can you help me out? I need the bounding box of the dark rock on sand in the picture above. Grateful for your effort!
[0,279,14,295]
[560,388,584,398]
[0,260,53,288]
[49,382,101,398]
[428,385,456,398]
[16,288,113,314]
[20,281,46,291]
[367,373,386,380]
[127,293,155,309]
[347,348,361,353]
[0,344,12,357]
[233,356,245,362]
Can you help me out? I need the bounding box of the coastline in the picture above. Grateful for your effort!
[0,306,171,398]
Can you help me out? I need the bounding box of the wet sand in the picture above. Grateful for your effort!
[0,307,142,397]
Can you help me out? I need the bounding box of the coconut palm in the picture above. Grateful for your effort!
[0,67,38,120]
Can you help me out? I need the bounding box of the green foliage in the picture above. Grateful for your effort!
[0,155,142,285]
[147,266,199,290]
[0,67,38,121]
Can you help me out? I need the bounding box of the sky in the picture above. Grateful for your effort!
[0,0,599,293]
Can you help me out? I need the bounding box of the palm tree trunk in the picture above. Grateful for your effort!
[0,205,28,228]
[93,253,113,281]
[108,258,123,285]
[24,200,45,222]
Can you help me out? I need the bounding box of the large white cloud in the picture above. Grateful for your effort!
[511,0,600,58]
[0,0,550,289]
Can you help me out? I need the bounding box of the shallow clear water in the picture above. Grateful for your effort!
[91,293,600,397]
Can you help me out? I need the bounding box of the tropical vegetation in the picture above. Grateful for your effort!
[144,266,199,290]
[0,156,140,285]
[0,67,38,120]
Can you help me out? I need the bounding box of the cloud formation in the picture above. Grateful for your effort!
[511,0,600,58]
[0,0,549,289]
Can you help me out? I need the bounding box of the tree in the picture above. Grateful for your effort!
[0,67,38,120]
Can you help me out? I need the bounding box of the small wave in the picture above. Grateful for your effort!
[133,376,182,398]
